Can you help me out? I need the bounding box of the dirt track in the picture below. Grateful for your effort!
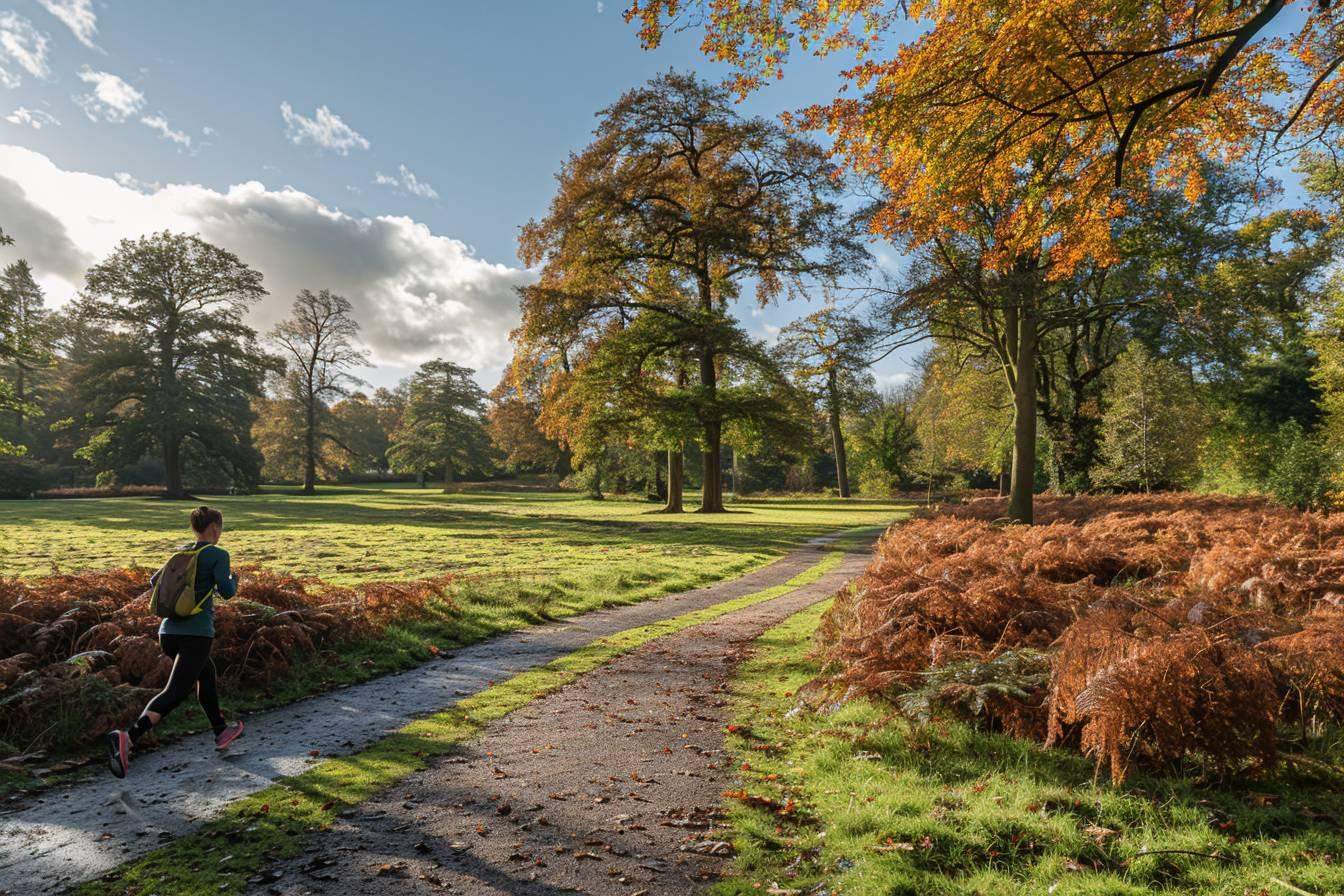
[252,549,869,896]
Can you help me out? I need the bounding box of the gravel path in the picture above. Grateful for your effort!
[0,532,874,896]
[249,548,871,896]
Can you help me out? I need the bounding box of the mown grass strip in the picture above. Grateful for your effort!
[74,549,848,895]
[715,603,1344,896]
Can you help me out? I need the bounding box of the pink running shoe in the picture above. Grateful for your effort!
[214,720,244,751]
[106,730,129,778]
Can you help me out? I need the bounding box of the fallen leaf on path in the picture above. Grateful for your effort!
[682,840,734,856]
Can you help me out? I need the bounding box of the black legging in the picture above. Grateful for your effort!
[145,634,225,728]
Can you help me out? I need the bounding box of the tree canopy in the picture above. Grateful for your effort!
[76,232,273,497]
[628,1,1344,273]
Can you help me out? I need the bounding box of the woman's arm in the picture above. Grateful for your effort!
[212,548,238,598]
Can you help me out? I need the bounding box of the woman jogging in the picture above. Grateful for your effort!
[106,506,245,778]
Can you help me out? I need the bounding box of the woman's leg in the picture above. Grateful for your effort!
[195,655,226,735]
[129,635,212,743]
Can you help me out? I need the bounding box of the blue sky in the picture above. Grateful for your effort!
[0,0,920,391]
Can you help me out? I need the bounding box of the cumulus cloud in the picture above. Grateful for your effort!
[280,101,369,154]
[0,145,533,386]
[37,0,98,49]
[75,67,144,122]
[0,13,51,88]
[140,113,191,147]
[0,176,95,284]
[374,164,438,199]
[5,106,59,129]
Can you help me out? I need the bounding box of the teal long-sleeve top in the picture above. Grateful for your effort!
[154,541,237,638]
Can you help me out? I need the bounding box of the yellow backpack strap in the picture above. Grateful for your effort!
[186,545,217,616]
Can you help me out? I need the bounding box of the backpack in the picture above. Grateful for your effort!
[149,546,216,619]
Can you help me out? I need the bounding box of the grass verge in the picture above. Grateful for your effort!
[715,602,1344,896]
[2,521,894,799]
[74,550,849,895]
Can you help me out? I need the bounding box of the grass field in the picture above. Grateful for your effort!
[718,602,1344,896]
[0,484,909,585]
[0,486,910,787]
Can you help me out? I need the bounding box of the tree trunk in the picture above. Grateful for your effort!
[164,437,186,500]
[828,372,850,498]
[416,470,426,488]
[1008,306,1039,524]
[700,421,724,512]
[697,347,725,513]
[442,460,455,491]
[664,445,684,512]
[730,445,740,499]
[302,397,317,495]
[695,263,726,514]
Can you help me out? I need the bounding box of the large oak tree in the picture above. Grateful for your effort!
[518,72,866,512]
[77,232,273,497]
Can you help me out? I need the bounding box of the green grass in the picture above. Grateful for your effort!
[75,549,848,896]
[0,484,909,584]
[716,602,1344,896]
[0,487,907,791]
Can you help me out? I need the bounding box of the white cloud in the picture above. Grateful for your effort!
[113,171,160,193]
[37,0,98,50]
[280,101,369,154]
[75,67,144,122]
[201,125,215,137]
[596,1,605,12]
[5,106,59,129]
[140,113,191,147]
[0,13,51,88]
[374,163,438,199]
[0,144,533,385]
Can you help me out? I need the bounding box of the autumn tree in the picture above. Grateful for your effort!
[627,1,1344,270]
[270,289,368,494]
[911,343,1013,497]
[251,395,305,482]
[1095,344,1205,491]
[330,393,394,475]
[386,360,490,489]
[775,307,875,497]
[488,363,567,477]
[518,72,866,512]
[77,232,272,497]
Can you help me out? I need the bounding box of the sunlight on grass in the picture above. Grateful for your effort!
[0,485,910,584]
[716,603,1344,896]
